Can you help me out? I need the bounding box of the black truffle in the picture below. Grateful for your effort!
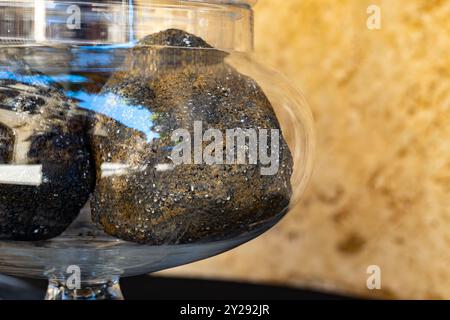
[90,29,293,244]
[0,68,95,240]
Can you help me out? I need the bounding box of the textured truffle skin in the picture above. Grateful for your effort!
[91,29,293,245]
[138,28,213,49]
[0,67,95,241]
[0,125,13,163]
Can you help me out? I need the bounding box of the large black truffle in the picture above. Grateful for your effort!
[0,67,94,240]
[91,29,293,244]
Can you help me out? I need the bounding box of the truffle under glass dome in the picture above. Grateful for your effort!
[0,0,314,299]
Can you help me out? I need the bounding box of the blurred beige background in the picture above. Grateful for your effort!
[163,0,450,299]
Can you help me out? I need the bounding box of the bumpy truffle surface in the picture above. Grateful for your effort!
[91,29,293,244]
[0,67,94,240]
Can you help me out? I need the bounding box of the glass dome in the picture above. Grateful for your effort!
[0,0,314,300]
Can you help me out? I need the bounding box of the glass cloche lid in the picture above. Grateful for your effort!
[0,0,314,300]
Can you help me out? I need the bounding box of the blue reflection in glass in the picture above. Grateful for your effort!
[0,68,159,143]
[70,52,114,69]
[67,90,160,143]
[0,70,88,86]
[69,42,136,71]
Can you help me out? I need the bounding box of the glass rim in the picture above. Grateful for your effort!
[0,0,255,50]
[0,0,257,7]
[186,0,256,6]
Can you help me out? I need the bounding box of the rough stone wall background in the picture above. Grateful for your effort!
[163,0,450,299]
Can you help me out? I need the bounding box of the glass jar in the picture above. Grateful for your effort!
[0,0,314,300]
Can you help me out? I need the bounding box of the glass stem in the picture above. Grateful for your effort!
[45,277,124,300]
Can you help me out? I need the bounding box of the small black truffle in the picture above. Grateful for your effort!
[0,67,95,240]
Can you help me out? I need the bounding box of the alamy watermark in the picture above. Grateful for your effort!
[367,265,382,290]
[66,265,81,290]
[367,5,382,30]
[170,121,280,176]
[66,5,81,30]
